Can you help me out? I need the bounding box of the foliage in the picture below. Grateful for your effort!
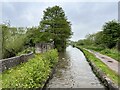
[1,24,27,58]
[25,27,43,47]
[82,45,105,52]
[93,31,104,46]
[77,39,93,46]
[117,39,120,51]
[81,45,120,62]
[1,49,58,88]
[100,48,120,62]
[76,20,120,51]
[42,49,58,68]
[76,46,120,85]
[39,6,72,51]
[75,20,120,62]
[102,20,120,48]
[1,6,72,59]
[17,47,35,56]
[77,31,104,47]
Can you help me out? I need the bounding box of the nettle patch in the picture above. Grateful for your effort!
[1,49,58,88]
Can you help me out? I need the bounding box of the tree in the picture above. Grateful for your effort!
[1,24,26,58]
[102,20,120,48]
[93,31,105,47]
[26,27,40,47]
[39,6,72,51]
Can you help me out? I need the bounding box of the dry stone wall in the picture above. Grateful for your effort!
[35,43,54,53]
[0,43,54,73]
[0,52,34,73]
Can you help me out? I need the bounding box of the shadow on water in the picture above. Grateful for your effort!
[54,50,70,78]
[45,46,106,89]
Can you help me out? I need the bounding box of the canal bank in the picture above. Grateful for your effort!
[45,46,105,89]
[75,46,119,90]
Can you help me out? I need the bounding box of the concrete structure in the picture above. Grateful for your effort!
[35,42,54,53]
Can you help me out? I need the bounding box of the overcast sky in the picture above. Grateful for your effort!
[1,1,118,41]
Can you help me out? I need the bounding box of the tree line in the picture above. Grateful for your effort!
[76,20,120,51]
[1,5,72,59]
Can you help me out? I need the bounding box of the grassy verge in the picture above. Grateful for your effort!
[1,49,58,88]
[82,45,120,62]
[76,46,120,85]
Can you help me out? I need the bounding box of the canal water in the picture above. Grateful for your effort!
[46,46,105,88]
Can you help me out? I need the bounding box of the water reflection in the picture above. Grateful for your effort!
[54,51,70,78]
[46,46,105,88]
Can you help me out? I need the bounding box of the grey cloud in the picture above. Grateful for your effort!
[2,2,118,41]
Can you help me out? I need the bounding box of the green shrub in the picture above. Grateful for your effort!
[1,49,58,88]
[17,47,35,56]
[42,49,58,67]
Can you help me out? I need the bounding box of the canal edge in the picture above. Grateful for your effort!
[75,46,119,90]
[41,61,58,90]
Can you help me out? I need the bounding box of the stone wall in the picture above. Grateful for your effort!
[35,42,54,53]
[0,42,54,73]
[0,52,34,73]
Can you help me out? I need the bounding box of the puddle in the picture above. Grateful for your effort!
[107,61,113,63]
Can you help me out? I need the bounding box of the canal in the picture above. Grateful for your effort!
[46,46,105,88]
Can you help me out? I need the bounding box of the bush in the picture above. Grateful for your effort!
[1,25,27,59]
[17,47,35,56]
[42,49,58,67]
[1,49,58,88]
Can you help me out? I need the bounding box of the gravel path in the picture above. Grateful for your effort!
[86,49,120,75]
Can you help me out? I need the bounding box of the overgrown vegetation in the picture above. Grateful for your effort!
[76,46,120,85]
[39,6,72,51]
[75,20,120,61]
[17,47,35,56]
[1,24,27,59]
[1,5,72,59]
[80,45,120,62]
[1,49,58,88]
[71,19,120,87]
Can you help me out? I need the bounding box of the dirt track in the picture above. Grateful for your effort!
[86,49,120,75]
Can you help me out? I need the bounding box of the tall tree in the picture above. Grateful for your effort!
[102,20,120,48]
[39,6,72,51]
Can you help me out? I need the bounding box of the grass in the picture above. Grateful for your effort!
[17,47,35,56]
[1,49,58,88]
[100,49,120,62]
[82,45,120,62]
[76,46,120,86]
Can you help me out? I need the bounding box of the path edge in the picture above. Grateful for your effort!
[75,46,119,90]
[41,61,58,90]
